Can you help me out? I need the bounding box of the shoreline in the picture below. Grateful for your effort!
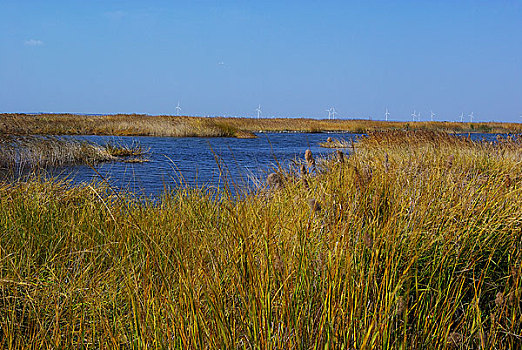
[1,113,522,137]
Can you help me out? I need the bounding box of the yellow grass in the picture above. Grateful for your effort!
[2,113,521,137]
[0,130,521,348]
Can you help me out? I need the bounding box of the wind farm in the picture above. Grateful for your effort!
[1,1,521,348]
[1,112,521,137]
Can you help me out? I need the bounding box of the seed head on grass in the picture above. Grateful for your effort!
[335,150,345,163]
[300,164,307,176]
[446,155,455,169]
[266,173,284,190]
[363,231,373,249]
[307,198,321,213]
[495,292,504,307]
[395,296,406,316]
[305,149,315,167]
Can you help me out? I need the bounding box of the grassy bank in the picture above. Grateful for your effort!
[0,114,256,138]
[1,131,521,348]
[221,117,522,134]
[2,113,522,137]
[0,135,148,171]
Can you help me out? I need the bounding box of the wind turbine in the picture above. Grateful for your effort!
[330,107,337,120]
[385,108,390,121]
[325,108,331,120]
[411,110,417,122]
[256,105,262,119]
[459,113,464,123]
[418,112,421,121]
[469,112,474,123]
[176,102,182,116]
[430,111,435,122]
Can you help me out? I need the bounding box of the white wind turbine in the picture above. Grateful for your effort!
[330,107,337,120]
[176,102,182,116]
[430,111,435,122]
[411,110,417,122]
[256,105,262,119]
[459,113,464,123]
[469,112,474,123]
[325,108,331,120]
[385,108,390,121]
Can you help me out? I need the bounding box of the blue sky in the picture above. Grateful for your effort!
[1,0,521,122]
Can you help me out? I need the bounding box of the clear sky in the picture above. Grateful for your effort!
[1,0,521,122]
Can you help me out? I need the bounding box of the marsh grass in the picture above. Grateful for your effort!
[0,135,149,172]
[2,113,522,138]
[0,114,256,138]
[1,130,521,348]
[219,117,522,134]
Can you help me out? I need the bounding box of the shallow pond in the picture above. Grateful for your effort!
[44,132,502,198]
[51,133,357,197]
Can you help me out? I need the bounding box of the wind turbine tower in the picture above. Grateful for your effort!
[385,108,390,121]
[430,111,435,122]
[459,113,464,123]
[330,107,337,120]
[176,102,182,116]
[411,110,417,122]
[469,112,474,123]
[256,105,262,119]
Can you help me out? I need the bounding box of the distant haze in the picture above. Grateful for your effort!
[1,0,521,122]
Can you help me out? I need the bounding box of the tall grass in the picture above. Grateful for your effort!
[0,130,521,348]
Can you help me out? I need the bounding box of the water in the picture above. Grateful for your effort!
[46,132,505,198]
[52,133,358,197]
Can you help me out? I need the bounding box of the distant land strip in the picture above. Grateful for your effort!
[1,113,521,137]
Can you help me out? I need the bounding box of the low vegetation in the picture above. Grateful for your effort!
[0,135,148,172]
[0,130,521,348]
[2,113,522,138]
[206,117,522,134]
[0,113,256,138]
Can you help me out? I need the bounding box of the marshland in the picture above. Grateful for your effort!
[2,113,522,137]
[1,128,521,348]
[4,0,521,347]
[0,134,148,171]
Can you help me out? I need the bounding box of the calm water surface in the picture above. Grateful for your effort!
[56,133,358,197]
[55,132,502,198]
